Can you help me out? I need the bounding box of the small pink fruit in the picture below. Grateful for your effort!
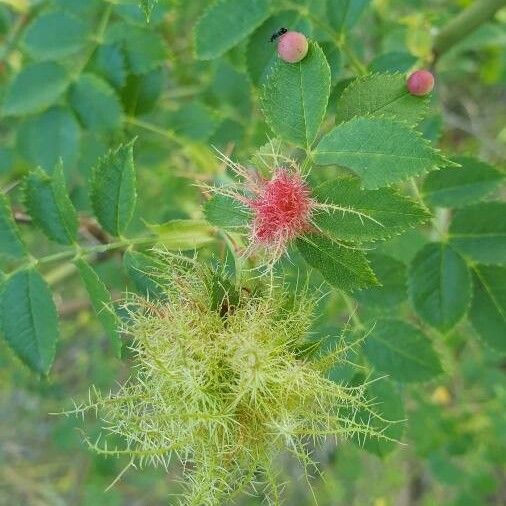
[277,31,309,63]
[407,70,435,96]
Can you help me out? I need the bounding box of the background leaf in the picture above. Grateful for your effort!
[313,117,449,188]
[21,10,90,61]
[75,258,121,357]
[24,162,78,245]
[423,156,504,208]
[312,177,430,241]
[70,73,123,133]
[2,62,70,116]
[16,107,81,172]
[90,139,137,237]
[364,319,443,383]
[296,233,377,291]
[0,269,58,375]
[262,42,331,149]
[327,0,371,33]
[123,250,166,299]
[469,264,506,353]
[0,193,26,259]
[408,242,471,331]
[194,0,270,60]
[449,202,506,264]
[335,73,429,125]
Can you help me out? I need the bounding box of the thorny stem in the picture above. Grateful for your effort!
[433,0,506,61]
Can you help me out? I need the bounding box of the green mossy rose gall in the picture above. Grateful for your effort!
[65,259,395,505]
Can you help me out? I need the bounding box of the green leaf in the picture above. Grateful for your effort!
[422,156,504,208]
[312,177,430,241]
[262,42,330,149]
[246,10,312,86]
[355,253,407,310]
[469,264,506,353]
[313,117,450,189]
[22,11,89,61]
[296,233,377,291]
[123,250,166,299]
[92,44,127,88]
[0,269,58,375]
[16,106,81,172]
[204,194,251,230]
[356,377,405,457]
[194,0,270,60]
[0,193,26,259]
[70,73,123,133]
[90,140,137,237]
[75,258,121,357]
[24,162,78,245]
[165,102,220,141]
[335,73,429,126]
[364,319,443,383]
[147,219,216,250]
[327,0,370,33]
[449,202,506,265]
[408,243,471,331]
[2,62,70,116]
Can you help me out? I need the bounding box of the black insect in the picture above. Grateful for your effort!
[269,27,287,43]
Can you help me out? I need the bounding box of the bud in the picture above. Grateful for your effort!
[277,31,309,63]
[407,70,435,96]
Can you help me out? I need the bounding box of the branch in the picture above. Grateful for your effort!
[433,0,506,61]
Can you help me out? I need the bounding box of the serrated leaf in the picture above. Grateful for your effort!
[296,233,377,291]
[0,269,58,375]
[24,162,78,245]
[75,258,121,357]
[449,202,506,265]
[90,140,137,237]
[2,62,70,116]
[312,177,430,241]
[70,73,123,133]
[368,51,417,73]
[423,156,504,208]
[140,0,158,21]
[194,0,270,60]
[147,219,216,250]
[119,24,167,74]
[262,42,330,149]
[408,243,471,332]
[204,194,251,230]
[123,250,166,299]
[22,10,89,61]
[313,117,450,189]
[469,265,506,353]
[246,10,312,86]
[16,106,81,172]
[364,319,443,383]
[0,193,26,259]
[327,0,370,32]
[335,73,428,126]
[355,253,407,309]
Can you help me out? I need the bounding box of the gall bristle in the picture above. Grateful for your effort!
[246,168,314,253]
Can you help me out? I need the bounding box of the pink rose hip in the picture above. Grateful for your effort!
[277,31,309,63]
[407,70,435,96]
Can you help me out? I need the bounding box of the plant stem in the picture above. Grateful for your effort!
[433,0,506,60]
